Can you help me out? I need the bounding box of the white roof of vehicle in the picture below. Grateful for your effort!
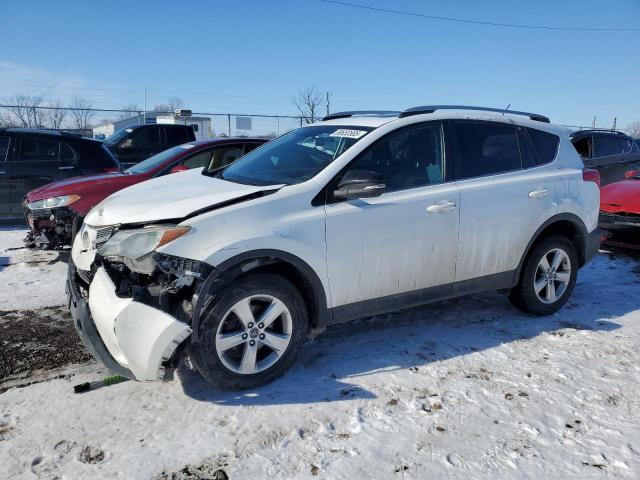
[313,108,572,136]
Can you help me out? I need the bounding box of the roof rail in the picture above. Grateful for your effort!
[322,110,401,121]
[570,129,627,136]
[399,105,550,123]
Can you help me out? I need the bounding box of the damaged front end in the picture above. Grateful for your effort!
[599,211,640,250]
[24,202,77,249]
[68,223,212,380]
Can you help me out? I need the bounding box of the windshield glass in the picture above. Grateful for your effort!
[124,144,193,174]
[104,127,134,145]
[218,125,373,185]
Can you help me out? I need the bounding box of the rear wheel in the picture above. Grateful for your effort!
[190,273,308,390]
[509,235,578,315]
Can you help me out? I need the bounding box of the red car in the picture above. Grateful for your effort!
[24,137,267,248]
[599,169,640,249]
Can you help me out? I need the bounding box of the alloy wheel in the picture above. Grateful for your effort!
[215,294,292,374]
[534,248,572,304]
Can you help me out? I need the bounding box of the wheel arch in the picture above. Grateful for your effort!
[191,249,330,342]
[513,213,589,285]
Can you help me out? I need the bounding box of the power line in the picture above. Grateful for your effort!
[320,0,640,32]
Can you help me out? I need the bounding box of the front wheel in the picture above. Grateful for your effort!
[509,235,578,316]
[190,273,308,390]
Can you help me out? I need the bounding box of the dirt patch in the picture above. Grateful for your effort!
[154,455,230,480]
[0,306,93,383]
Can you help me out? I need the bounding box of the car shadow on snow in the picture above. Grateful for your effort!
[177,278,626,406]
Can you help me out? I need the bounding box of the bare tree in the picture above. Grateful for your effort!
[1,94,45,128]
[168,97,185,112]
[69,97,94,131]
[292,86,323,124]
[44,99,66,129]
[117,103,140,120]
[154,97,185,114]
[625,121,640,139]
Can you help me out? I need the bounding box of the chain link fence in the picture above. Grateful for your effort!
[0,105,306,140]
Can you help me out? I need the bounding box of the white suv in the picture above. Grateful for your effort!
[68,106,601,390]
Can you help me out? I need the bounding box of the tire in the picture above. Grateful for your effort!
[509,235,578,316]
[190,273,308,390]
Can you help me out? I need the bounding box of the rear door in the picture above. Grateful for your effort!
[450,120,558,290]
[8,135,72,214]
[0,134,11,217]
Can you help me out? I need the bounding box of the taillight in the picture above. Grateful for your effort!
[624,169,639,179]
[582,168,600,187]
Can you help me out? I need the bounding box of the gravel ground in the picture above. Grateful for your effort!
[0,306,93,390]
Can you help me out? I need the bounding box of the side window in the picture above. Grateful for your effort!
[526,128,559,165]
[595,135,620,157]
[165,127,190,147]
[572,136,592,160]
[451,122,521,180]
[244,142,261,154]
[346,124,444,193]
[59,142,76,161]
[618,137,633,154]
[516,128,537,169]
[210,147,244,170]
[19,137,61,161]
[181,150,213,169]
[0,136,9,161]
[131,127,160,149]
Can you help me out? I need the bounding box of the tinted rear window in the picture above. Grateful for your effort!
[165,127,191,146]
[451,122,521,180]
[526,128,559,165]
[73,141,119,168]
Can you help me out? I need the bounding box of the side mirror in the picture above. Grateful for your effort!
[170,165,189,174]
[334,170,386,200]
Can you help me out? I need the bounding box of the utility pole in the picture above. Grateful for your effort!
[592,115,596,129]
[326,91,331,116]
[612,117,617,131]
[143,88,147,125]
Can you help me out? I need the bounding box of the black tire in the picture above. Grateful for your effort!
[190,273,308,390]
[509,235,578,316]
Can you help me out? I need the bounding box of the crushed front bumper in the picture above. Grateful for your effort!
[66,260,192,381]
[598,212,640,249]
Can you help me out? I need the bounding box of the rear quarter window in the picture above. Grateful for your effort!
[526,128,559,165]
[74,141,119,168]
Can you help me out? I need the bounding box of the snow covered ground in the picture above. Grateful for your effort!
[1,227,639,479]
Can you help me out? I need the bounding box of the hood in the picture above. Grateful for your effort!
[600,179,640,214]
[27,172,139,201]
[84,168,283,226]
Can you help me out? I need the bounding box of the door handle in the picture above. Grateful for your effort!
[528,188,550,199]
[59,166,75,171]
[426,200,457,213]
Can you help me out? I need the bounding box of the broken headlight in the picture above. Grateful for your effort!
[98,225,191,273]
[28,195,80,210]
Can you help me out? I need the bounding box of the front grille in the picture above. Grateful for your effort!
[95,226,115,244]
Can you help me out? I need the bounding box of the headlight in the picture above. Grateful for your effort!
[97,225,191,273]
[28,195,81,210]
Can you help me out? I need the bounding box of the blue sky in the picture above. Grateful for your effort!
[2,0,639,128]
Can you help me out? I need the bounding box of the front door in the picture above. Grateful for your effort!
[324,122,459,310]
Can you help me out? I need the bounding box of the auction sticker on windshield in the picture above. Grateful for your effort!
[330,129,367,139]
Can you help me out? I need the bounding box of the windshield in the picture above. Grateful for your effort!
[104,127,134,146]
[218,125,373,185]
[124,144,194,174]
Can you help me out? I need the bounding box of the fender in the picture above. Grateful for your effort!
[191,249,330,342]
[512,212,589,285]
